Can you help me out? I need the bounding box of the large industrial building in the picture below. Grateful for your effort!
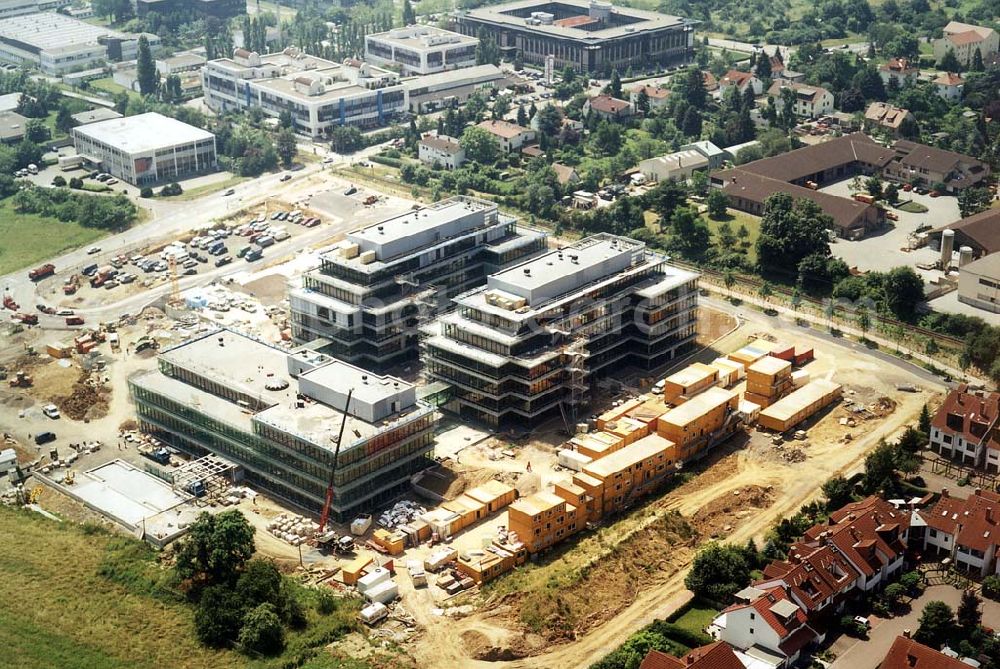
[423,233,699,429]
[72,112,217,186]
[402,64,507,113]
[202,48,406,138]
[289,197,547,370]
[458,0,695,74]
[0,12,160,75]
[365,25,478,75]
[129,329,439,520]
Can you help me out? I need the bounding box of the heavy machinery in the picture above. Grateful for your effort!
[3,294,18,311]
[8,371,32,388]
[317,388,353,534]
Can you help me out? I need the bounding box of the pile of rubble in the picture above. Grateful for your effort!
[267,512,319,546]
[377,500,426,530]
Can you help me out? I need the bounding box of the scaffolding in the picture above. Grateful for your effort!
[170,454,241,499]
[557,334,590,433]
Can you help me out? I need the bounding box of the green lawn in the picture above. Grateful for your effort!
[158,175,249,201]
[0,199,107,275]
[706,208,762,264]
[670,604,720,637]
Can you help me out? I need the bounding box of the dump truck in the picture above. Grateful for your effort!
[28,264,55,281]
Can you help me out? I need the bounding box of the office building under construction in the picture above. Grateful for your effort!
[129,329,438,520]
[289,196,547,370]
[423,233,699,429]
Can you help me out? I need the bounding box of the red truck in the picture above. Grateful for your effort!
[65,316,84,326]
[28,263,55,281]
[13,313,37,325]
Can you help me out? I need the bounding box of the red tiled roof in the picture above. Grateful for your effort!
[919,487,1000,551]
[803,496,909,577]
[880,57,918,74]
[477,119,531,139]
[930,384,1000,447]
[935,72,965,86]
[640,642,751,669]
[950,29,985,46]
[703,72,718,91]
[589,94,631,114]
[635,85,670,99]
[779,625,817,657]
[767,80,831,104]
[638,650,685,669]
[721,69,756,87]
[881,636,971,669]
[760,544,860,611]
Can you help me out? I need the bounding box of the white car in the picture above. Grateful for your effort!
[87,246,101,254]
[42,404,60,419]
[55,309,74,316]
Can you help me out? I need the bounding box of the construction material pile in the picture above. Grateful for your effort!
[267,512,320,546]
[378,500,427,529]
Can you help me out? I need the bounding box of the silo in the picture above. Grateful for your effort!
[940,229,955,268]
[959,246,974,267]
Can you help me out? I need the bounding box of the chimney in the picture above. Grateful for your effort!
[942,488,950,498]
[903,629,911,639]
[975,488,983,496]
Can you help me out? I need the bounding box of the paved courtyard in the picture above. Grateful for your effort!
[829,584,1000,668]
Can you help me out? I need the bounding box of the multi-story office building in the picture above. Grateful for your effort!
[202,48,406,138]
[458,0,695,74]
[424,234,699,429]
[365,25,478,75]
[289,197,547,370]
[129,329,439,520]
[72,112,217,186]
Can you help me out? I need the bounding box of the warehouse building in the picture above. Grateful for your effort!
[202,48,406,137]
[458,0,695,74]
[72,112,217,186]
[424,233,700,429]
[365,25,478,75]
[0,12,160,75]
[402,63,507,113]
[289,196,547,370]
[129,329,439,520]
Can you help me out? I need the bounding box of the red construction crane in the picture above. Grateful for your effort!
[318,388,353,533]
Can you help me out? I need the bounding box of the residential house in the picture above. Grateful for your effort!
[919,488,1000,576]
[703,71,719,93]
[767,81,834,118]
[934,21,999,67]
[878,58,919,88]
[885,139,989,192]
[418,134,466,169]
[639,642,745,669]
[881,636,973,669]
[710,585,820,669]
[934,72,965,101]
[630,85,670,111]
[639,149,710,183]
[476,119,536,153]
[864,102,914,137]
[585,94,633,120]
[927,384,1000,470]
[719,69,764,96]
[755,543,861,616]
[551,162,580,187]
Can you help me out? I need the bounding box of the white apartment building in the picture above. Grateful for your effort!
[418,134,465,169]
[72,112,217,186]
[934,21,999,67]
[476,119,536,153]
[365,25,478,75]
[767,81,834,118]
[202,48,406,138]
[0,13,159,75]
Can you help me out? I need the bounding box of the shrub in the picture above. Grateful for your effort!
[239,603,285,655]
[983,575,1000,600]
[68,177,83,189]
[51,175,66,187]
[140,186,153,198]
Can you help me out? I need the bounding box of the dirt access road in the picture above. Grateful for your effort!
[408,304,944,669]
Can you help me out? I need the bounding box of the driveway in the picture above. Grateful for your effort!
[830,585,1000,669]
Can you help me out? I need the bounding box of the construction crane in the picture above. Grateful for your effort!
[318,388,354,533]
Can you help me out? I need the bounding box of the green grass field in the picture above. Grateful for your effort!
[670,604,720,637]
[0,199,107,275]
[706,208,762,264]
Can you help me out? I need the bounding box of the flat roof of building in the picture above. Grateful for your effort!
[510,490,565,516]
[664,362,717,387]
[758,379,841,423]
[367,25,478,50]
[0,110,26,140]
[402,63,506,92]
[0,92,20,112]
[658,386,737,427]
[583,432,674,478]
[70,107,123,125]
[298,358,413,408]
[463,0,688,40]
[73,112,213,153]
[747,356,792,377]
[962,252,1000,278]
[0,12,137,51]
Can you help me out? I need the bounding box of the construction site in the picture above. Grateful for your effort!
[0,182,948,669]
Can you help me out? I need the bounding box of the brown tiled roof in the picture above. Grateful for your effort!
[930,384,1000,446]
[521,144,544,157]
[714,168,875,232]
[420,135,462,154]
[721,586,809,640]
[804,496,909,577]
[732,133,895,183]
[703,71,719,91]
[767,80,831,104]
[950,29,986,46]
[635,85,671,100]
[881,636,971,669]
[477,119,531,139]
[638,650,685,669]
[589,94,631,114]
[721,69,756,87]
[894,140,986,177]
[761,544,860,611]
[934,72,965,86]
[865,102,912,129]
[551,162,578,185]
[880,57,919,74]
[934,209,1000,255]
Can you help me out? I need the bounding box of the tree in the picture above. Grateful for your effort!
[957,589,982,633]
[900,571,924,596]
[636,88,650,115]
[684,68,707,109]
[55,106,74,135]
[608,68,622,98]
[460,126,499,164]
[681,107,702,137]
[330,125,363,154]
[939,48,962,73]
[723,270,736,291]
[972,47,985,72]
[239,603,285,655]
[195,585,244,646]
[516,104,528,127]
[51,175,65,187]
[707,188,729,219]
[684,543,751,603]
[958,187,991,218]
[897,425,924,454]
[24,118,49,144]
[755,53,772,80]
[535,104,564,141]
[756,194,832,276]
[402,0,416,26]
[822,475,853,510]
[883,583,906,608]
[275,128,296,168]
[982,575,1000,600]
[667,207,711,261]
[865,175,883,199]
[136,35,158,97]
[915,601,955,648]
[882,267,925,319]
[140,186,153,198]
[862,440,899,494]
[918,404,932,435]
[176,510,256,593]
[857,305,871,340]
[759,281,773,302]
[884,183,899,203]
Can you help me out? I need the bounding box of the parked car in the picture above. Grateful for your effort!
[344,185,357,196]
[215,255,233,267]
[245,248,263,262]
[56,309,74,316]
[280,173,292,182]
[224,188,235,196]
[87,246,101,255]
[34,431,56,445]
[42,404,60,419]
